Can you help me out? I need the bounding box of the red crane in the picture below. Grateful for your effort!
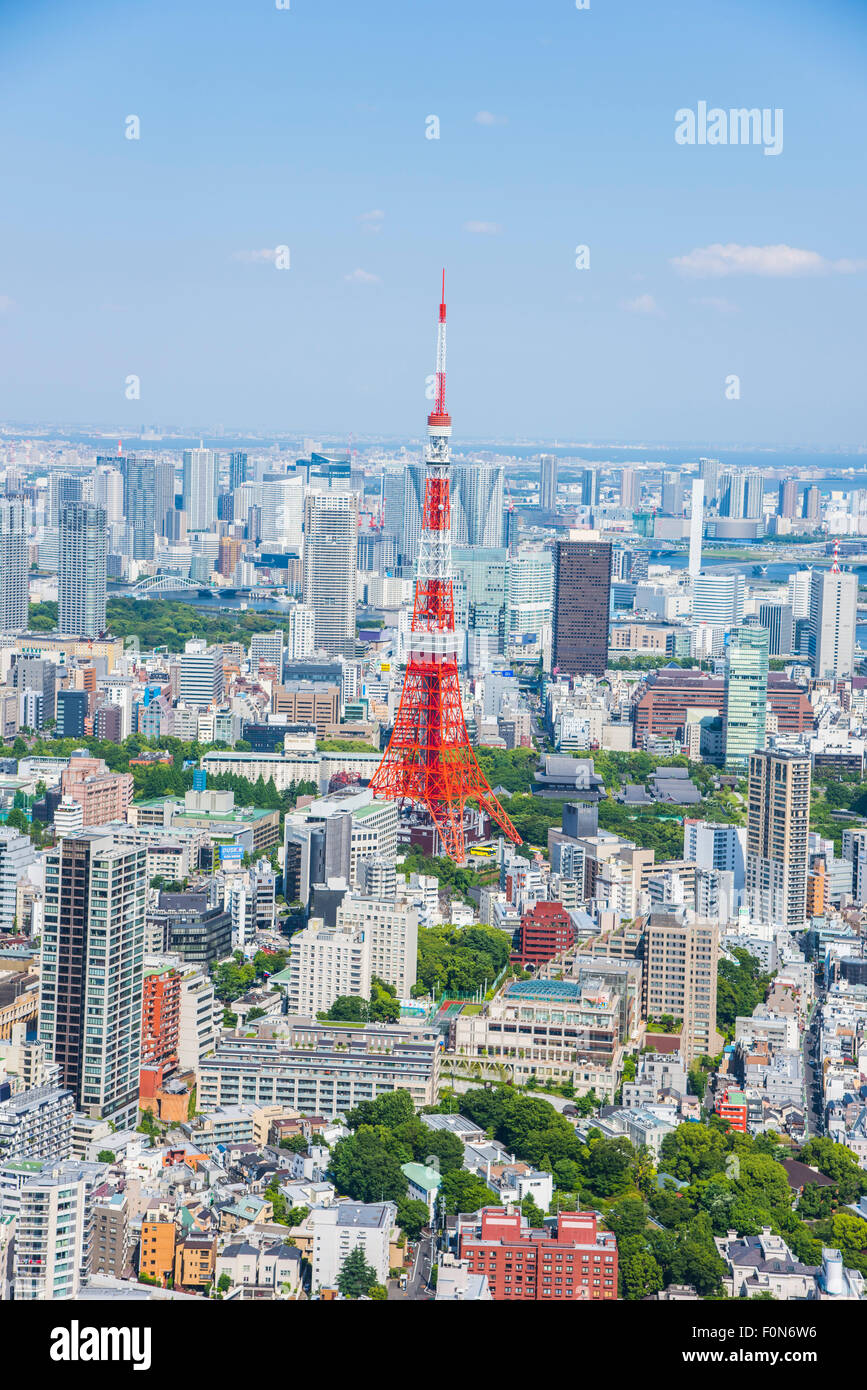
[368,276,521,864]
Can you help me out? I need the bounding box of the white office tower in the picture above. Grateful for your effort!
[12,1159,106,1300]
[302,491,359,659]
[688,478,704,578]
[788,568,813,620]
[180,639,224,707]
[260,476,304,549]
[39,834,147,1131]
[540,454,558,511]
[57,501,107,637]
[0,500,28,631]
[92,464,124,524]
[691,572,744,626]
[285,919,371,1017]
[286,602,316,659]
[809,558,857,679]
[182,446,218,531]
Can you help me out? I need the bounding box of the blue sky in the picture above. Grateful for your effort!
[1,0,865,445]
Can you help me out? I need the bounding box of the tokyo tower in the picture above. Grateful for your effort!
[368,274,522,864]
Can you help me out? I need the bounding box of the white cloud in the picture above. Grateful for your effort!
[690,295,739,314]
[463,220,502,235]
[344,268,381,285]
[232,248,279,264]
[358,209,385,233]
[622,293,661,316]
[474,110,507,126]
[671,242,867,278]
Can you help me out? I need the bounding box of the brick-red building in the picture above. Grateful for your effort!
[459,1207,618,1301]
[140,966,181,1100]
[716,1087,748,1134]
[634,668,813,741]
[511,902,574,968]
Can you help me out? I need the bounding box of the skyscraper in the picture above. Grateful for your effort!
[120,454,156,561]
[688,478,704,577]
[58,501,107,638]
[401,460,504,567]
[809,560,857,679]
[802,485,821,522]
[38,832,147,1129]
[302,491,358,658]
[699,456,721,505]
[552,539,612,676]
[153,459,176,537]
[48,472,83,527]
[540,454,558,511]
[757,601,794,657]
[0,500,28,632]
[93,464,124,524]
[661,471,684,516]
[720,470,764,520]
[778,479,798,519]
[580,467,598,508]
[724,625,769,768]
[182,447,218,532]
[746,749,811,930]
[229,451,249,491]
[619,467,638,511]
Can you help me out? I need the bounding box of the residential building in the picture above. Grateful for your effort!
[746,750,811,931]
[0,500,28,632]
[283,920,371,1018]
[0,1084,74,1162]
[334,894,419,997]
[809,564,857,680]
[182,447,218,532]
[13,1159,105,1300]
[309,1201,397,1292]
[459,1207,617,1301]
[38,834,147,1130]
[58,501,107,638]
[539,453,558,512]
[641,911,722,1064]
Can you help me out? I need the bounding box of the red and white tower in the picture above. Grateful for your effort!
[369,275,522,864]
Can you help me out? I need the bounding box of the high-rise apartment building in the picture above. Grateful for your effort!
[153,459,176,537]
[335,894,419,998]
[778,479,798,519]
[284,921,371,1018]
[809,564,857,679]
[724,625,769,768]
[688,478,704,578]
[12,1159,105,1300]
[552,540,611,677]
[182,447,218,532]
[401,460,504,567]
[539,454,558,511]
[683,818,747,890]
[0,500,28,631]
[93,464,124,524]
[48,472,83,526]
[229,451,249,491]
[38,833,147,1130]
[746,749,811,930]
[699,457,721,505]
[661,471,684,516]
[802,485,821,522]
[57,501,107,638]
[580,467,598,508]
[302,491,358,659]
[641,911,722,1064]
[120,454,156,561]
[619,467,638,511]
[249,630,285,674]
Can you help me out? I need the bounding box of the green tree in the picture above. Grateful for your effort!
[97,1149,116,1164]
[337,1245,379,1299]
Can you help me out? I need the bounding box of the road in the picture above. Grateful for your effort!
[803,990,824,1138]
[388,1233,434,1301]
